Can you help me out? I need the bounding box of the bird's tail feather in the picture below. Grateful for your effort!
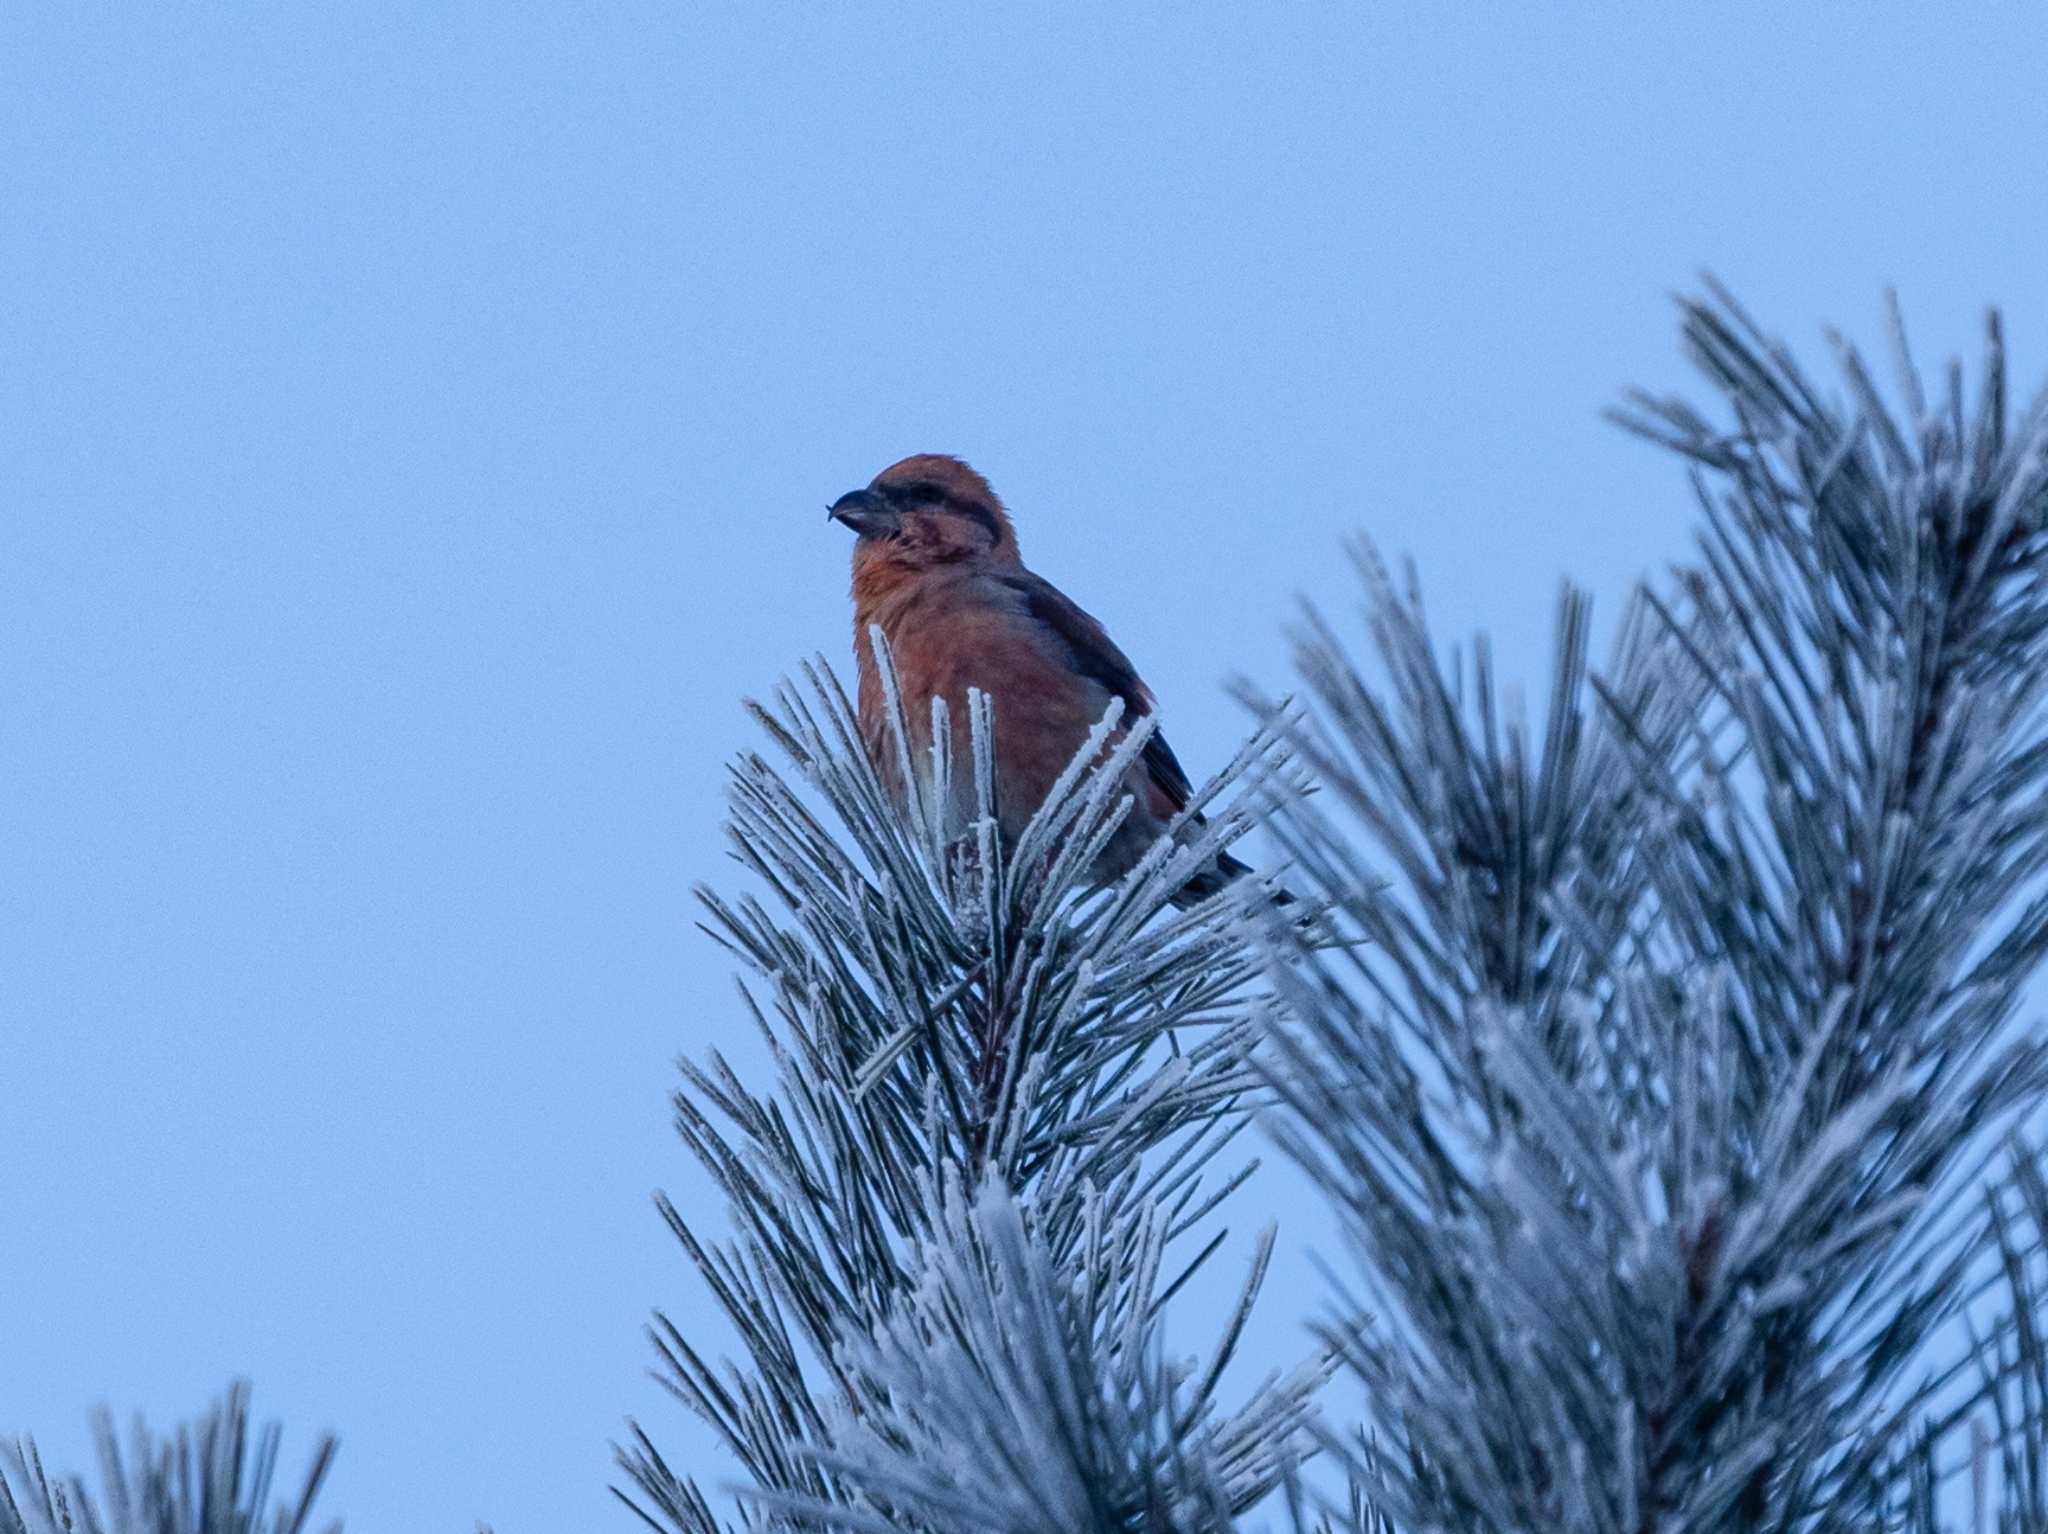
[1170,848,1294,911]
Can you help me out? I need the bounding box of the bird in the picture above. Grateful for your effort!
[826,452,1281,909]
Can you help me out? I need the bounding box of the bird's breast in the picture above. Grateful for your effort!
[856,580,1116,830]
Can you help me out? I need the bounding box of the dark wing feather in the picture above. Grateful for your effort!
[1141,730,1197,813]
[1000,572,1196,812]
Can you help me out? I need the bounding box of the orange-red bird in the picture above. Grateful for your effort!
[829,453,1273,908]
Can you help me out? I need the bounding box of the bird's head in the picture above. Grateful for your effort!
[829,455,1021,584]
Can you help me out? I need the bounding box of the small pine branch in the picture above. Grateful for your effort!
[622,650,1321,1532]
[1970,1140,2048,1532]
[751,1177,1328,1534]
[0,1382,338,1534]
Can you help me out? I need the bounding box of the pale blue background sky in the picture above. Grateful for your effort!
[5,6,2046,1530]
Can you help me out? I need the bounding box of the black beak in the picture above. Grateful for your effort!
[827,488,901,539]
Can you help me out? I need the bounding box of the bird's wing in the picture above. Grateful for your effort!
[997,571,1196,812]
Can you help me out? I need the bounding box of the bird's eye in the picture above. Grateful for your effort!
[879,480,1000,543]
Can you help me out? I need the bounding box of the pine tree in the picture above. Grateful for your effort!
[10,288,2047,1534]
[1241,285,2048,1532]
[615,662,1327,1532]
[626,287,2048,1532]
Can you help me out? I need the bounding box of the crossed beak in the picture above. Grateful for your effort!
[827,488,901,539]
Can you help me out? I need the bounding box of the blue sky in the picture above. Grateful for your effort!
[5,6,2046,1530]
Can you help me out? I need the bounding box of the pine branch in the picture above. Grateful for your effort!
[1253,288,2048,1532]
[749,1177,1329,1534]
[1969,1139,2048,1532]
[622,654,1320,1532]
[0,1382,338,1534]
